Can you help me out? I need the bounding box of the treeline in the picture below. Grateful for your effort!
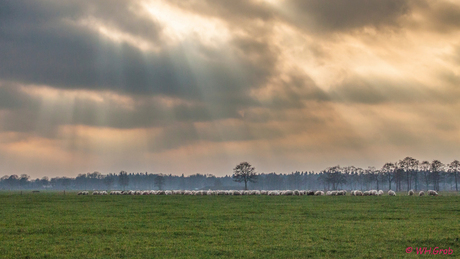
[1,157,459,192]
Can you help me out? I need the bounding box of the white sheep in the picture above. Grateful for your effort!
[388,190,396,196]
[419,191,425,196]
[408,190,414,196]
[378,190,384,196]
[306,190,315,196]
[283,190,294,196]
[428,190,438,196]
[355,190,363,196]
[314,191,324,196]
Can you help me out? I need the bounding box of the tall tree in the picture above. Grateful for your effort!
[19,174,30,189]
[103,175,115,190]
[399,157,419,191]
[419,161,431,190]
[430,160,444,191]
[61,177,71,190]
[233,162,257,190]
[448,160,460,192]
[382,163,395,190]
[154,174,165,190]
[324,166,346,190]
[118,171,129,190]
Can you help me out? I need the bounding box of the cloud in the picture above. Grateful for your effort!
[281,0,411,33]
[1,0,460,177]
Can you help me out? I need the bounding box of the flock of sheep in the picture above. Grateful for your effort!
[77,189,439,196]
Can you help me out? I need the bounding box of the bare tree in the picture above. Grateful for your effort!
[448,160,460,192]
[103,175,115,190]
[398,157,419,191]
[324,166,346,190]
[233,162,257,190]
[19,174,30,189]
[118,171,129,191]
[154,174,165,190]
[419,161,430,190]
[430,160,444,191]
[382,163,395,190]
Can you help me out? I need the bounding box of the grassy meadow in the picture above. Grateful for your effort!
[0,191,459,258]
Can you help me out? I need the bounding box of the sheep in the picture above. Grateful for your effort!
[293,190,300,196]
[326,191,332,196]
[268,191,279,196]
[337,190,346,196]
[92,191,99,195]
[388,190,396,196]
[370,190,378,196]
[428,190,438,196]
[363,191,370,196]
[355,190,363,196]
[283,190,293,196]
[419,191,425,196]
[306,190,315,196]
[314,191,324,196]
[184,190,193,195]
[260,190,268,195]
[408,190,414,196]
[378,190,384,196]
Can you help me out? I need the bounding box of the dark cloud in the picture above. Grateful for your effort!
[0,83,35,110]
[0,0,274,107]
[284,0,411,32]
[167,0,274,24]
[419,1,460,33]
[329,76,429,104]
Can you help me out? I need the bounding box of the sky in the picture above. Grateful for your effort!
[1,0,460,178]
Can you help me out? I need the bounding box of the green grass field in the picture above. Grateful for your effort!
[0,192,459,258]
